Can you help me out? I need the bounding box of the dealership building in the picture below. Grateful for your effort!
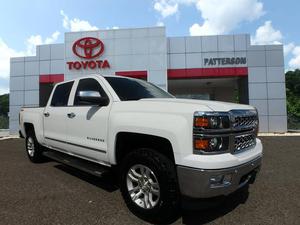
[9,26,287,133]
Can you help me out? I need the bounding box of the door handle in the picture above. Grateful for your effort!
[44,112,50,117]
[67,112,76,118]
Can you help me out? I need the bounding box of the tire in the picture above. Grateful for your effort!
[25,129,44,163]
[119,148,180,223]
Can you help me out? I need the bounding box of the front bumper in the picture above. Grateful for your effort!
[177,156,262,198]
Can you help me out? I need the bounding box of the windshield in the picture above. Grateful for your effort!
[104,77,174,101]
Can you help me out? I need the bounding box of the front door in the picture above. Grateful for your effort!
[65,78,111,163]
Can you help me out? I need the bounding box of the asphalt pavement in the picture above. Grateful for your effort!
[0,137,299,225]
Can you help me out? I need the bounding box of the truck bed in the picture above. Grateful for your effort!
[19,107,45,142]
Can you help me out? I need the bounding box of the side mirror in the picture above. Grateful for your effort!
[77,91,109,106]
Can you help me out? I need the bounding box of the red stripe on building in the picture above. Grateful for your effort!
[167,68,187,79]
[39,74,64,83]
[115,71,147,79]
[235,67,248,76]
[168,67,248,79]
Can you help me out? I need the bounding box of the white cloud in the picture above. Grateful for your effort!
[105,26,119,30]
[60,10,98,32]
[26,31,60,55]
[289,46,300,69]
[0,38,23,79]
[0,88,8,95]
[153,0,299,71]
[251,21,282,45]
[156,21,164,26]
[154,0,179,18]
[284,42,295,56]
[190,0,264,36]
[45,31,60,44]
[250,21,300,70]
[190,23,217,36]
[0,79,9,94]
[153,0,197,18]
[153,1,264,35]
[0,31,60,82]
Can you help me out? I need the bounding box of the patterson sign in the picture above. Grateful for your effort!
[66,37,110,70]
[204,57,247,66]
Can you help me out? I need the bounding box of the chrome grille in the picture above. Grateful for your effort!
[234,133,256,152]
[233,115,257,128]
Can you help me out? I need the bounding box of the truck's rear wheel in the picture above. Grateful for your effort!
[25,130,44,163]
[119,148,180,223]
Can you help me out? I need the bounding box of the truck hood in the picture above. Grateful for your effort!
[139,98,254,112]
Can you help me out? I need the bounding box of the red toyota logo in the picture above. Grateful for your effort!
[72,37,104,59]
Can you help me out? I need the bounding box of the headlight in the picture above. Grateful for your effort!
[194,112,230,130]
[194,137,229,152]
[193,112,230,153]
[193,110,259,154]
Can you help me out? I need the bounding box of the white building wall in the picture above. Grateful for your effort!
[167,34,248,70]
[64,27,168,90]
[9,28,287,134]
[10,57,25,134]
[247,44,287,132]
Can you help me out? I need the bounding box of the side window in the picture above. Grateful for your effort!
[74,78,107,106]
[50,81,74,107]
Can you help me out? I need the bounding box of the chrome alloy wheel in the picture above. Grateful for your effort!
[126,164,160,209]
[27,137,35,157]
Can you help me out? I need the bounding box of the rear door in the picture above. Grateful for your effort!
[65,78,111,163]
[43,81,74,151]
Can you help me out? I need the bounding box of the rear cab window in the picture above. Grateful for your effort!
[50,81,74,107]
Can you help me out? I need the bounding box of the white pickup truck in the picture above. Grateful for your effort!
[19,75,262,222]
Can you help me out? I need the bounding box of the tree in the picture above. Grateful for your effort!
[0,94,9,129]
[0,94,9,116]
[286,69,300,116]
[285,69,300,129]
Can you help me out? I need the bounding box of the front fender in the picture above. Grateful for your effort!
[107,112,193,165]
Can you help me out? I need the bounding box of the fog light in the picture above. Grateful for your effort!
[209,174,232,188]
[223,174,232,185]
[210,175,223,185]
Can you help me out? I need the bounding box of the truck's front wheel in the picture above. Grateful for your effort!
[119,148,180,223]
[25,130,44,163]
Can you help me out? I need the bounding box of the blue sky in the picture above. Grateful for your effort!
[0,0,299,94]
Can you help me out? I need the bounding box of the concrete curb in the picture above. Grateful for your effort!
[0,135,19,140]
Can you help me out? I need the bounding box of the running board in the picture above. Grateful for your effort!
[43,151,110,177]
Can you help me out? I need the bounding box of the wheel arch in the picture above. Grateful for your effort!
[23,123,35,137]
[115,132,175,165]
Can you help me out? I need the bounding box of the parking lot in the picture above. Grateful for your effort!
[0,136,299,225]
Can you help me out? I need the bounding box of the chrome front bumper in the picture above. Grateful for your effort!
[177,156,262,198]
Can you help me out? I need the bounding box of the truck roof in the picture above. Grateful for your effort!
[68,74,134,82]
[53,74,134,86]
